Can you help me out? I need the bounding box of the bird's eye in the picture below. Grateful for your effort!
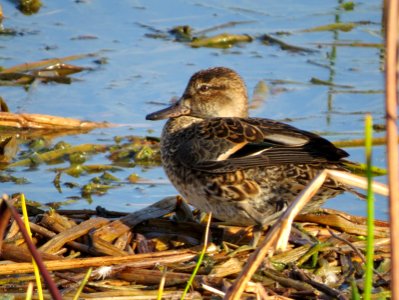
[198,84,210,92]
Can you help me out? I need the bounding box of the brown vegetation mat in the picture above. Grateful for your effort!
[0,196,391,299]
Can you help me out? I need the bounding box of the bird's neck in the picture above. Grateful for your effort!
[163,116,203,135]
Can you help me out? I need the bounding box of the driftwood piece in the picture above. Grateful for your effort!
[91,234,129,256]
[39,217,109,254]
[4,219,21,240]
[93,196,182,242]
[116,267,223,288]
[40,211,77,233]
[1,243,60,262]
[114,231,132,251]
[30,222,104,256]
[0,249,197,275]
[117,267,196,287]
[295,211,389,238]
[69,290,203,299]
[0,112,112,130]
[29,222,59,237]
[263,268,314,292]
[209,257,245,278]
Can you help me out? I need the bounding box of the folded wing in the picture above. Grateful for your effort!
[176,117,348,174]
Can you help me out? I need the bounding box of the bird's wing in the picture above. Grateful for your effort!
[176,117,348,174]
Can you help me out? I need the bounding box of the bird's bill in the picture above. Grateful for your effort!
[146,99,190,120]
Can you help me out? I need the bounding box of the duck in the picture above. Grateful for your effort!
[146,67,350,231]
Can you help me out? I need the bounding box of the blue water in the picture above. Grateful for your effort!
[0,0,387,219]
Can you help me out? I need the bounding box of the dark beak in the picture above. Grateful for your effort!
[146,100,190,121]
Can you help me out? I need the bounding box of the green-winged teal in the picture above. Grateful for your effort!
[146,67,350,228]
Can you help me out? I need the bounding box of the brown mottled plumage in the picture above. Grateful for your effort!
[146,67,350,227]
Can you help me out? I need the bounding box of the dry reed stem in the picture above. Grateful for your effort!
[276,170,328,251]
[0,249,196,275]
[0,112,112,129]
[385,0,399,297]
[326,169,389,196]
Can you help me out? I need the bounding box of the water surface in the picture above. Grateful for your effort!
[0,0,387,219]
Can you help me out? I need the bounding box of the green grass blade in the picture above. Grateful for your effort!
[157,266,167,300]
[72,267,92,300]
[363,114,375,299]
[25,282,34,300]
[180,213,212,300]
[351,277,361,300]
